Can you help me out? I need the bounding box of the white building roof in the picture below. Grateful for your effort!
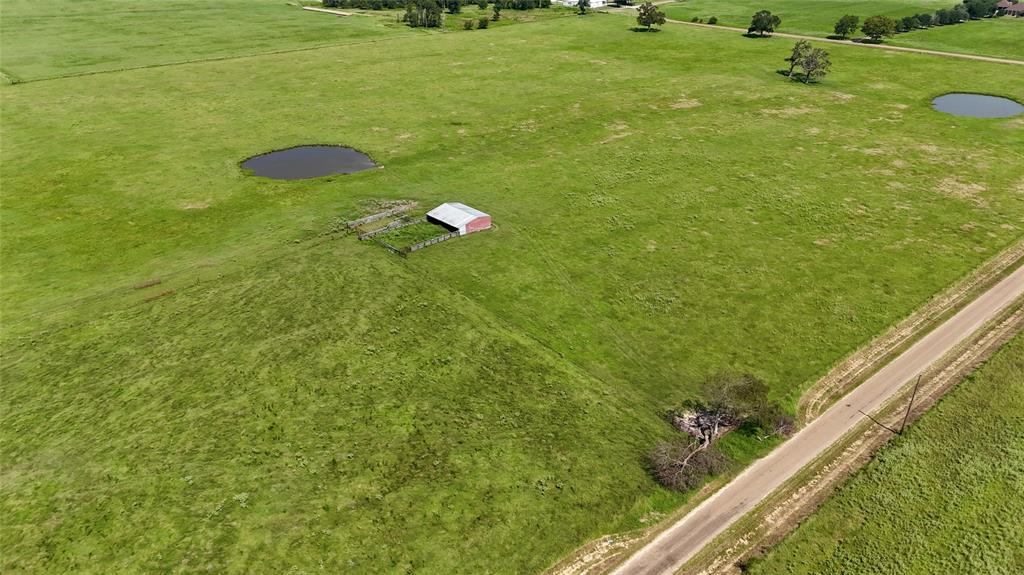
[427,202,488,228]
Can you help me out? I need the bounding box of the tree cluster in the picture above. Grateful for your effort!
[827,0,1000,42]
[784,40,831,83]
[402,0,444,26]
[647,374,795,492]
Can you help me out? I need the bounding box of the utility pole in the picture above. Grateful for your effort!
[899,374,923,435]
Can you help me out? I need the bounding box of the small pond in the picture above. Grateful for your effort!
[240,145,377,180]
[931,93,1024,118]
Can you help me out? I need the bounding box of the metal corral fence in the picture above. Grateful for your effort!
[377,240,405,256]
[407,231,460,253]
[377,230,460,257]
[345,202,417,229]
[357,216,426,241]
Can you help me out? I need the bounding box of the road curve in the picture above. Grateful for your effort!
[612,263,1024,575]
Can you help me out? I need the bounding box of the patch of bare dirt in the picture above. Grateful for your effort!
[760,107,820,117]
[935,176,987,205]
[842,145,888,156]
[601,121,634,144]
[547,534,644,575]
[671,94,701,109]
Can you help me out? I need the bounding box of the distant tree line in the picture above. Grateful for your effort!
[832,0,1003,43]
[742,1,1003,43]
[323,0,551,11]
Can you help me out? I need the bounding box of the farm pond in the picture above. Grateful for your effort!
[240,145,377,179]
[931,93,1024,118]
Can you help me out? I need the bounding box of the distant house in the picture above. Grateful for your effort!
[561,0,607,8]
[996,0,1011,7]
[426,203,492,236]
[1006,2,1024,15]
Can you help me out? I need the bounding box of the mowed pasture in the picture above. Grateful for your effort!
[0,0,414,82]
[661,0,1024,59]
[749,335,1024,575]
[2,6,1024,574]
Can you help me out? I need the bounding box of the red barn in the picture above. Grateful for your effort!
[426,203,491,236]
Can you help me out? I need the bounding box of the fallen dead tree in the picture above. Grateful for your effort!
[649,374,794,491]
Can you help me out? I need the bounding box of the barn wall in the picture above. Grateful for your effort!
[466,216,492,234]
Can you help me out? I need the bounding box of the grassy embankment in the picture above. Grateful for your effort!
[749,334,1024,575]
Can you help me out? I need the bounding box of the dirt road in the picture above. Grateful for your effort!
[611,263,1024,575]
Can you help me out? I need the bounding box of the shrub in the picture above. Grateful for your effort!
[463,18,474,28]
[691,16,699,22]
[477,16,489,27]
[477,0,487,7]
[707,16,717,24]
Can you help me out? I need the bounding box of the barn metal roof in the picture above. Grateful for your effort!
[427,202,488,228]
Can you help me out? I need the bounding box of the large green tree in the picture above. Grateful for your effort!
[833,14,859,39]
[785,40,811,76]
[861,15,896,41]
[748,10,781,36]
[798,47,831,84]
[636,2,666,30]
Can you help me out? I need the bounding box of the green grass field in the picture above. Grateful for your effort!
[749,334,1024,575]
[2,4,1023,574]
[661,1,1024,59]
[0,0,415,82]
